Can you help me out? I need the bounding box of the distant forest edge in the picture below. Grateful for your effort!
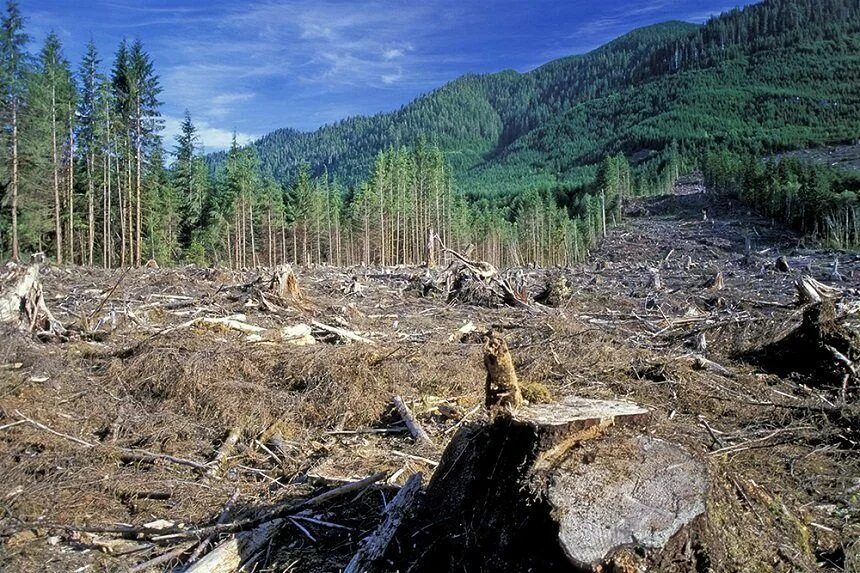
[0,0,859,267]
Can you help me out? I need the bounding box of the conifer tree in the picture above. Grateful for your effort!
[0,0,28,259]
[174,110,202,245]
[77,40,101,265]
[29,32,75,263]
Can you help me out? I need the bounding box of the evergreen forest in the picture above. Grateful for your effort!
[1,0,859,268]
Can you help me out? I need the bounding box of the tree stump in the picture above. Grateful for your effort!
[750,299,859,389]
[0,262,65,337]
[483,331,523,413]
[395,397,708,572]
[269,264,301,300]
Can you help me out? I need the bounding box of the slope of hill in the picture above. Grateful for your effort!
[210,0,860,196]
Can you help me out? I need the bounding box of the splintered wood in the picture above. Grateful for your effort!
[185,518,284,573]
[796,274,841,305]
[0,262,66,337]
[344,472,422,573]
[482,331,524,412]
[269,264,302,300]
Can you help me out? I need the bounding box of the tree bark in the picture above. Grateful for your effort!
[52,86,63,264]
[67,103,75,265]
[10,103,19,260]
[135,98,142,267]
[88,153,95,266]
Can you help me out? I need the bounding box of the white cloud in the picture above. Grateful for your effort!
[209,92,257,118]
[381,71,402,85]
[162,115,259,153]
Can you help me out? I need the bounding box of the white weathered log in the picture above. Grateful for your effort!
[185,518,284,573]
[281,323,316,346]
[393,396,433,446]
[344,472,423,573]
[205,427,243,479]
[198,316,266,334]
[689,353,735,378]
[311,320,374,344]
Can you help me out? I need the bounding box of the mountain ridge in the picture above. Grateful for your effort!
[208,0,859,196]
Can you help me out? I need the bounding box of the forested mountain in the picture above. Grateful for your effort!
[213,0,859,197]
[1,0,859,269]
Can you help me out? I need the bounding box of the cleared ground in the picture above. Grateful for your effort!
[1,177,858,572]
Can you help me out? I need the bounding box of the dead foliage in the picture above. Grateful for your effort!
[0,182,858,572]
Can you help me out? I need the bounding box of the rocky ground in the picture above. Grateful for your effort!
[0,176,858,572]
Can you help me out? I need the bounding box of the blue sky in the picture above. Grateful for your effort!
[21,0,755,151]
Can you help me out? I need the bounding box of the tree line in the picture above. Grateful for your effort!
[0,1,162,267]
[702,150,860,248]
[208,0,858,201]
[187,136,653,269]
[1,0,684,270]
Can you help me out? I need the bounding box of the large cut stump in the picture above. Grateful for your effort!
[395,397,708,572]
[749,300,859,389]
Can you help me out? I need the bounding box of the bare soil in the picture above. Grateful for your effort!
[770,142,860,173]
[1,176,858,572]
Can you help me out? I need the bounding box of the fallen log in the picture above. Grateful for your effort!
[344,472,423,573]
[198,316,266,335]
[205,427,243,479]
[185,490,241,567]
[395,397,708,572]
[393,396,433,446]
[185,518,284,573]
[281,323,316,346]
[689,353,735,378]
[311,320,374,345]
